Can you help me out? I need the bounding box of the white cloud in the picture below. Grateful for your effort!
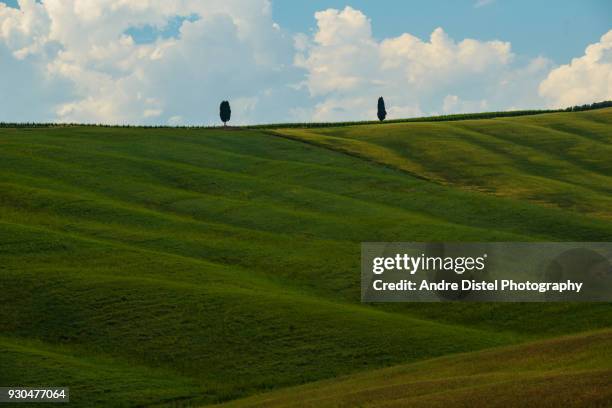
[295,6,548,121]
[0,2,606,124]
[0,0,303,124]
[539,30,612,108]
[0,0,51,59]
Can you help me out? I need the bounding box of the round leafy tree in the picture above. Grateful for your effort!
[220,100,231,126]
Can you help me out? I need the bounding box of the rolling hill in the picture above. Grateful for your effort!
[1,108,611,406]
[219,329,612,408]
[274,109,612,219]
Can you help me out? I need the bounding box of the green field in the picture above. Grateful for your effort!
[220,330,612,408]
[1,108,611,407]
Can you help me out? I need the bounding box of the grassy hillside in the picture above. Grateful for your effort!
[1,109,611,406]
[275,108,612,219]
[219,329,612,408]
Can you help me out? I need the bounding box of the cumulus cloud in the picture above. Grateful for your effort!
[295,6,549,121]
[0,0,303,124]
[539,30,612,108]
[0,2,606,124]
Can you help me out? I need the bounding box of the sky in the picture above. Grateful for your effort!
[0,0,610,125]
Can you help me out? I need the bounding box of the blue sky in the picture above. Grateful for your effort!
[0,0,610,124]
[274,0,611,64]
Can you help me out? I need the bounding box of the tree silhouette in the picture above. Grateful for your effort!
[377,97,387,122]
[220,100,231,126]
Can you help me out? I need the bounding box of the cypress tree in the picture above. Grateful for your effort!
[377,97,387,122]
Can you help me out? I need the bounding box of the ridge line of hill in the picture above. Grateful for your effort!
[262,129,436,183]
[1,101,610,129]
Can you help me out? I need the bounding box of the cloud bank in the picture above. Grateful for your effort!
[295,6,553,121]
[539,30,612,108]
[0,0,300,124]
[0,1,609,124]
